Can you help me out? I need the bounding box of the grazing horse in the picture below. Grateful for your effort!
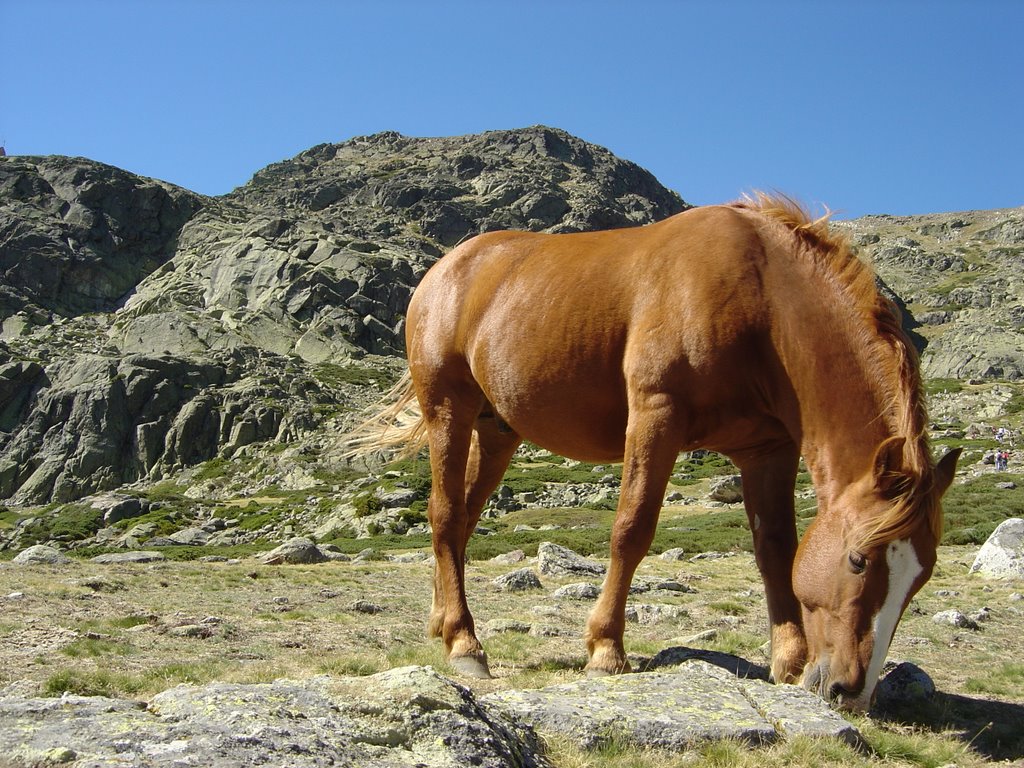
[352,193,960,711]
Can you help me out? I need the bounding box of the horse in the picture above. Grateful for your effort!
[350,193,960,711]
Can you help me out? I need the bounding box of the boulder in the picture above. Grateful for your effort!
[969,517,1024,579]
[260,537,328,565]
[494,568,543,592]
[88,493,150,525]
[12,544,70,565]
[0,667,546,767]
[483,660,859,749]
[90,551,166,564]
[875,661,936,706]
[708,475,744,503]
[537,541,606,577]
[552,582,602,601]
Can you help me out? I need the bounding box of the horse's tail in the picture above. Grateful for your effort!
[342,370,428,461]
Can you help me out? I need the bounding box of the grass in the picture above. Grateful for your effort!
[964,663,1024,697]
[940,473,1024,544]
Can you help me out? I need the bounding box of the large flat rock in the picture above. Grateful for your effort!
[483,660,860,750]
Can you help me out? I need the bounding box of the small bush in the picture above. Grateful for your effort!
[352,494,384,518]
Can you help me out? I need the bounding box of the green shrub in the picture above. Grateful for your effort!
[352,494,384,518]
[21,504,105,545]
[941,474,1024,545]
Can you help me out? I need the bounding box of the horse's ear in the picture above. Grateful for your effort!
[933,447,962,497]
[872,436,907,493]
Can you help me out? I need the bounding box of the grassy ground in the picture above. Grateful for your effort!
[0,535,1021,767]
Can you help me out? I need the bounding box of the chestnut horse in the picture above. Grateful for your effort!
[352,193,960,711]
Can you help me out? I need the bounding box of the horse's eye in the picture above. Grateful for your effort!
[848,551,867,574]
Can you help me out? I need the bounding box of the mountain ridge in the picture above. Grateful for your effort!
[0,126,1020,515]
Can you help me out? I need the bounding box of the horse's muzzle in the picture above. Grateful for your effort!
[801,660,871,712]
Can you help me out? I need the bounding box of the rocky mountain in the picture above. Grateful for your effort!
[0,127,687,507]
[0,126,1021,517]
[841,209,1024,380]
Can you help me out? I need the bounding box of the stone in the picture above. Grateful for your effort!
[484,619,533,635]
[552,582,602,600]
[12,544,70,565]
[260,537,328,565]
[0,667,546,767]
[537,541,606,577]
[483,660,859,750]
[90,551,166,564]
[494,568,543,592]
[875,661,936,706]
[166,527,210,546]
[348,600,385,614]
[970,518,1024,579]
[490,549,526,564]
[708,475,744,503]
[625,603,688,625]
[659,547,686,561]
[88,492,149,525]
[932,609,981,630]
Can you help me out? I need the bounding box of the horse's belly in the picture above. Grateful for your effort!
[482,376,629,462]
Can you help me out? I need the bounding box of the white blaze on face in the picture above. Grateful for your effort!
[856,538,923,708]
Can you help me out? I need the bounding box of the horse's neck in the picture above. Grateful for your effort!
[771,276,896,499]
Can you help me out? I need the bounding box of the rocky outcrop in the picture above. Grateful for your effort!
[841,208,1024,380]
[0,128,686,506]
[0,663,861,765]
[0,156,203,321]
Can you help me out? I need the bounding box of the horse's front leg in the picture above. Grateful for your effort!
[737,444,807,683]
[585,406,679,676]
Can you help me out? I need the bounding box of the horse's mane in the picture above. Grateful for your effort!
[732,192,940,550]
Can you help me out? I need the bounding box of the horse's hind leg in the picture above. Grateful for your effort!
[463,412,522,545]
[420,379,497,678]
[427,410,521,653]
[585,403,679,676]
[737,444,807,683]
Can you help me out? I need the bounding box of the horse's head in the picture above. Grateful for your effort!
[793,438,961,711]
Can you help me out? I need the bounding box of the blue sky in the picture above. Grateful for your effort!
[5,1,1021,219]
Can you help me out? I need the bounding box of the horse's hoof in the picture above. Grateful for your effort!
[449,654,492,679]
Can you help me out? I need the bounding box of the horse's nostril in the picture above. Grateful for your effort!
[829,682,853,701]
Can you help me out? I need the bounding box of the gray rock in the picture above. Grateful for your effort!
[88,493,149,525]
[0,667,547,767]
[659,547,687,561]
[90,551,166,564]
[483,660,859,750]
[166,526,210,546]
[490,549,526,564]
[12,544,70,565]
[875,661,936,706]
[932,609,981,630]
[625,603,688,625]
[494,568,543,592]
[348,600,385,614]
[552,582,602,600]
[970,518,1024,579]
[537,541,606,577]
[261,537,328,565]
[708,475,744,503]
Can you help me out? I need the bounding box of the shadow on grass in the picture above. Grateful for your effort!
[639,645,770,681]
[874,690,1024,762]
